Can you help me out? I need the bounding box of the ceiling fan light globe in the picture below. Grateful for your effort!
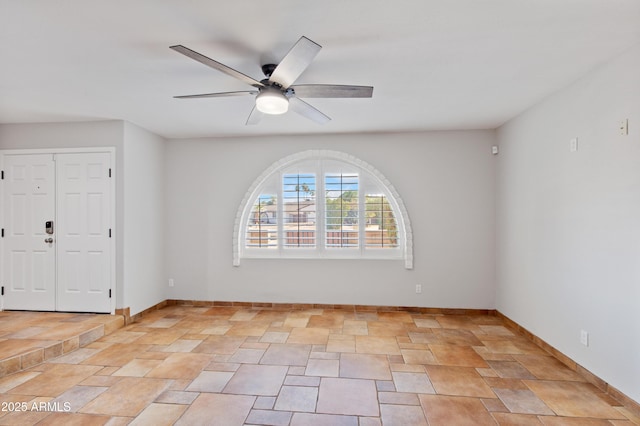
[256,91,289,115]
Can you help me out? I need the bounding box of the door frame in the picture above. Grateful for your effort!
[0,147,116,314]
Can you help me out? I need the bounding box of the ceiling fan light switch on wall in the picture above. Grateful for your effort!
[569,137,578,152]
[580,329,589,346]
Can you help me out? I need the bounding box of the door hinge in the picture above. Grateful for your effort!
[108,168,112,178]
[1,170,4,180]
[109,228,112,238]
[1,286,4,296]
[1,228,4,238]
[109,289,112,298]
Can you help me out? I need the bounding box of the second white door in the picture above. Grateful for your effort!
[56,152,112,313]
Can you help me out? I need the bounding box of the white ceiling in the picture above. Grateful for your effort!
[1,0,640,139]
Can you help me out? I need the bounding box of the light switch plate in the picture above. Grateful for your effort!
[569,138,578,152]
[580,330,589,346]
[620,119,628,136]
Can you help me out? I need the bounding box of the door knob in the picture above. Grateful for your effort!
[44,238,54,244]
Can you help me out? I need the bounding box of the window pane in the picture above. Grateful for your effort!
[246,194,278,248]
[283,174,316,248]
[365,194,398,248]
[325,173,359,248]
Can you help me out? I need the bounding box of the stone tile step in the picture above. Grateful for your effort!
[0,313,124,378]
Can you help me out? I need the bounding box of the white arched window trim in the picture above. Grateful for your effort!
[233,150,413,269]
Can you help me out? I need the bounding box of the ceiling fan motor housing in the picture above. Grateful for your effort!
[261,64,278,78]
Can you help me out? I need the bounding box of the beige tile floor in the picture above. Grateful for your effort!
[0,305,638,425]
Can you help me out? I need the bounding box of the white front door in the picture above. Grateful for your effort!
[1,151,113,313]
[1,154,57,311]
[56,153,112,313]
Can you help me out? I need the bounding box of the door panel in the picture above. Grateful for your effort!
[56,152,111,313]
[1,154,56,311]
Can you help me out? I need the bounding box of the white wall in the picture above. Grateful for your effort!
[164,130,497,308]
[123,122,166,315]
[0,120,126,308]
[496,45,640,403]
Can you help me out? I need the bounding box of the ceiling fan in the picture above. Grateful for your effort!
[170,36,373,125]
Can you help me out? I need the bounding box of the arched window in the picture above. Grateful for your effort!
[233,150,413,268]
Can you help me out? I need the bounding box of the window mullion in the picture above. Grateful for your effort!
[277,171,284,256]
[340,174,345,248]
[359,183,365,256]
[317,161,325,255]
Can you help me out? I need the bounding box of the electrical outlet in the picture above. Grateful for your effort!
[168,278,174,287]
[415,284,422,294]
[580,330,589,346]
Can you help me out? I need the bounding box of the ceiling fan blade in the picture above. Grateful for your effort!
[245,105,263,125]
[170,45,264,88]
[288,97,330,124]
[291,84,373,98]
[269,36,321,89]
[174,91,258,99]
